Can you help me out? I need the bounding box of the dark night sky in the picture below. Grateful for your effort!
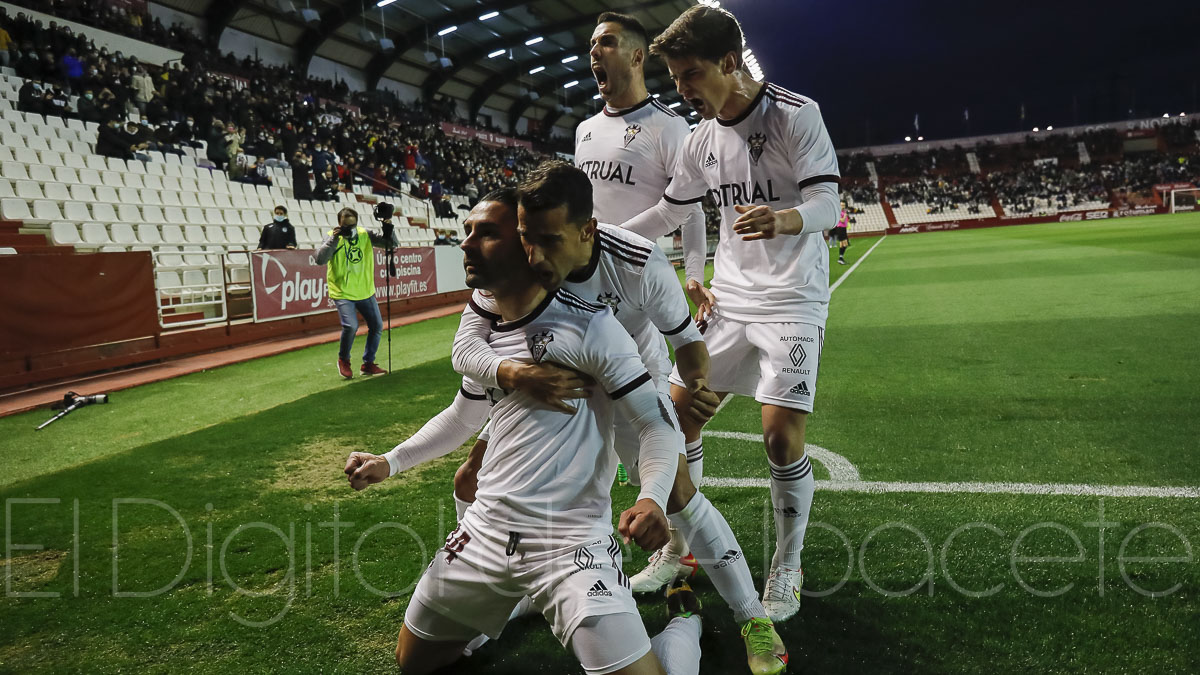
[723,0,1199,148]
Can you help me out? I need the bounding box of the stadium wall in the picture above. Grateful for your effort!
[0,248,474,393]
[147,2,205,35]
[879,205,1167,236]
[219,28,296,69]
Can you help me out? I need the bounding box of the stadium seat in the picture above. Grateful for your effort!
[43,182,70,203]
[33,200,65,223]
[241,226,259,244]
[28,164,55,183]
[164,206,186,225]
[24,136,49,152]
[205,226,228,244]
[81,223,112,245]
[180,177,198,193]
[63,153,87,170]
[95,186,119,204]
[160,191,182,207]
[70,140,92,156]
[184,208,206,226]
[126,161,146,175]
[161,176,182,192]
[214,194,233,209]
[40,150,63,167]
[163,163,183,178]
[184,225,207,243]
[13,147,39,165]
[15,180,43,200]
[144,162,165,177]
[50,221,82,246]
[197,192,217,208]
[0,197,33,222]
[142,205,166,225]
[0,178,11,199]
[63,201,91,222]
[140,188,163,205]
[161,224,186,244]
[118,187,140,204]
[179,191,200,208]
[68,184,95,203]
[111,223,139,245]
[55,166,79,184]
[48,138,72,154]
[123,173,145,190]
[101,171,125,188]
[204,208,226,225]
[85,155,108,172]
[78,169,102,187]
[117,204,142,223]
[143,174,164,191]
[137,224,163,245]
[2,161,29,181]
[91,203,119,223]
[105,157,127,172]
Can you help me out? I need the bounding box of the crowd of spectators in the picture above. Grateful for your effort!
[885,173,990,214]
[1,2,562,205]
[987,162,1108,214]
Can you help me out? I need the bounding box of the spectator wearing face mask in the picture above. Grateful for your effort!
[76,88,102,123]
[130,65,154,112]
[257,205,297,250]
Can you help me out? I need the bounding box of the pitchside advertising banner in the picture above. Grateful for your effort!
[250,248,437,322]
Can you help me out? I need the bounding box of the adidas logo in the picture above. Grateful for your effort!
[703,152,717,168]
[789,381,810,396]
[587,580,613,597]
[714,549,743,569]
[581,131,592,143]
[775,506,802,518]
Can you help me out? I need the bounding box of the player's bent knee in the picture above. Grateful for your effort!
[763,428,805,464]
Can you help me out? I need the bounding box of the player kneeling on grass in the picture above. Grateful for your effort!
[343,190,705,675]
[450,163,787,675]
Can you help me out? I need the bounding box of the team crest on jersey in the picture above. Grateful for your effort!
[596,292,621,315]
[529,331,554,363]
[581,131,592,143]
[622,124,642,148]
[747,132,767,164]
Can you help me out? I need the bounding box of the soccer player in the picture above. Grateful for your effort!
[343,190,698,675]
[622,5,842,624]
[577,12,711,489]
[453,164,787,674]
[832,200,850,264]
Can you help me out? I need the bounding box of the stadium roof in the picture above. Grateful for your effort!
[170,0,696,133]
[161,0,1196,146]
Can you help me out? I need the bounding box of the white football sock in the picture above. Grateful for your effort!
[670,491,766,622]
[768,455,814,570]
[684,439,704,489]
[651,615,702,675]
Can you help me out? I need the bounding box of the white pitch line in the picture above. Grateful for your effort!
[829,235,886,294]
[702,430,861,482]
[701,477,1200,499]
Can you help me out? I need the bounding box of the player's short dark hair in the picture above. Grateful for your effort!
[518,161,593,226]
[480,187,518,208]
[650,5,744,68]
[597,12,648,50]
[274,204,287,214]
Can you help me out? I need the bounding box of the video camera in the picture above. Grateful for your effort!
[36,391,109,430]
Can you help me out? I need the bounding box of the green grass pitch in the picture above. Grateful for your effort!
[2,215,1198,673]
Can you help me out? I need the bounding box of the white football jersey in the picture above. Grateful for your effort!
[460,289,652,540]
[575,97,690,226]
[664,83,840,326]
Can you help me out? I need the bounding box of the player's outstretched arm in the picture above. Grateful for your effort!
[452,295,592,413]
[342,386,492,492]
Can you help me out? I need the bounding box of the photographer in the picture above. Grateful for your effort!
[315,206,399,379]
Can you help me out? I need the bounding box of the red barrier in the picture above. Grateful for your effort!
[884,205,1168,235]
[250,247,438,322]
[0,252,158,356]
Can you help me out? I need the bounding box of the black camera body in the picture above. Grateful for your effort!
[374,202,395,221]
